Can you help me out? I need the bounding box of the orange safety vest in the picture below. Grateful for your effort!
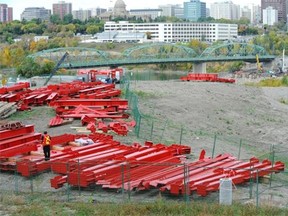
[42,134,51,146]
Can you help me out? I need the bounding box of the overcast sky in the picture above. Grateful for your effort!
[3,0,261,20]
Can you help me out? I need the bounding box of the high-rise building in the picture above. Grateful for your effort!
[184,0,206,21]
[175,7,184,19]
[261,0,286,22]
[21,7,51,21]
[251,4,261,25]
[159,4,184,19]
[0,4,13,22]
[210,1,240,20]
[90,8,107,17]
[72,9,91,21]
[52,1,72,19]
[263,6,278,25]
[241,6,252,21]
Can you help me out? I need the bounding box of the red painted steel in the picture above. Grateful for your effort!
[109,122,129,136]
[34,93,49,105]
[49,99,128,108]
[0,141,38,157]
[0,133,41,150]
[180,73,235,83]
[78,84,115,94]
[0,125,35,141]
[46,92,58,103]
[23,95,38,105]
[0,82,30,94]
[49,116,64,127]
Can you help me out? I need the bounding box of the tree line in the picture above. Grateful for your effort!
[1,15,288,77]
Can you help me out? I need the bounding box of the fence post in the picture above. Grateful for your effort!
[160,119,168,143]
[249,165,253,199]
[238,139,242,160]
[78,159,81,196]
[150,120,154,141]
[183,163,190,203]
[127,162,131,201]
[121,164,125,198]
[269,144,275,188]
[179,126,184,145]
[256,169,259,208]
[136,115,141,138]
[66,163,70,202]
[29,160,33,194]
[212,134,217,158]
[15,162,19,194]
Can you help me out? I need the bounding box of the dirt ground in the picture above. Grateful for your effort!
[1,76,288,209]
[129,79,287,156]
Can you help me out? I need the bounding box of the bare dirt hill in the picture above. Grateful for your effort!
[130,80,288,158]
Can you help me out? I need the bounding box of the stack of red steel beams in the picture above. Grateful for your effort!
[0,81,123,110]
[50,148,284,197]
[50,140,190,189]
[180,73,235,83]
[0,81,132,131]
[0,123,284,197]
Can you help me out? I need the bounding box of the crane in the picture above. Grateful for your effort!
[256,54,263,74]
[43,52,69,86]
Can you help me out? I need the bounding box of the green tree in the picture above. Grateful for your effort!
[63,14,73,24]
[86,25,100,35]
[16,57,55,78]
[50,14,61,24]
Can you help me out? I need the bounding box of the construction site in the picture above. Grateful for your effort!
[0,69,288,213]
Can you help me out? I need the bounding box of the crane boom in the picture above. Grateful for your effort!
[43,52,69,86]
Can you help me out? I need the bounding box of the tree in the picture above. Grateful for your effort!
[50,14,61,24]
[16,57,55,78]
[63,14,73,24]
[86,25,100,35]
[2,47,12,67]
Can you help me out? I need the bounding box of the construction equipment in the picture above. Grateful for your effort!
[43,52,69,86]
[256,54,263,73]
[76,68,124,83]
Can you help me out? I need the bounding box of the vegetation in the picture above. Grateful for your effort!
[245,76,288,87]
[2,13,288,76]
[279,98,288,105]
[1,193,287,216]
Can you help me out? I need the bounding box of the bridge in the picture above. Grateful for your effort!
[29,42,275,73]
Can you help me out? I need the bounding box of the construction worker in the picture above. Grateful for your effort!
[41,131,51,161]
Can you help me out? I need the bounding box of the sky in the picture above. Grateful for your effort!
[2,0,261,20]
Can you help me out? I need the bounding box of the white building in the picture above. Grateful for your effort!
[158,4,183,18]
[129,9,162,20]
[104,21,238,42]
[72,9,91,21]
[251,4,261,25]
[90,8,107,17]
[21,7,51,21]
[210,1,240,20]
[263,6,278,26]
[241,6,251,21]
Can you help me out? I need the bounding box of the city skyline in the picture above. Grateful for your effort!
[2,0,261,20]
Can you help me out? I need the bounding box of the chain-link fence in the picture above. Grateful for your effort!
[0,72,287,208]
[1,160,287,208]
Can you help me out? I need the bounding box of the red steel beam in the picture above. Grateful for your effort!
[0,133,41,150]
[50,99,128,107]
[0,125,35,141]
[0,141,38,157]
[78,84,115,93]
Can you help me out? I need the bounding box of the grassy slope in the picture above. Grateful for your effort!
[2,194,287,216]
